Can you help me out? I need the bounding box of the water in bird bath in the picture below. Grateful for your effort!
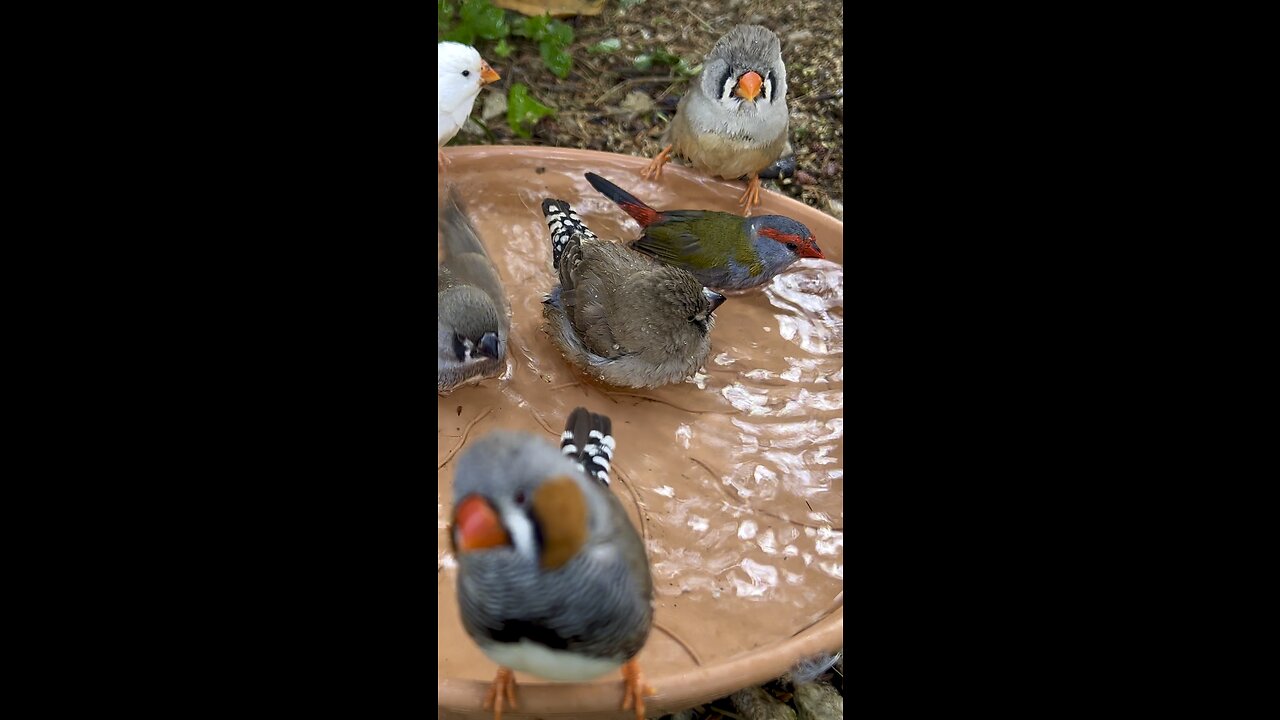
[438,148,843,718]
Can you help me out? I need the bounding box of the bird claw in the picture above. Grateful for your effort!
[438,149,451,172]
[738,175,762,216]
[620,659,654,720]
[483,667,518,720]
[641,145,673,182]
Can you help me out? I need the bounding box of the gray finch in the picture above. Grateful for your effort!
[451,408,655,717]
[540,199,725,389]
[642,25,791,213]
[438,185,509,393]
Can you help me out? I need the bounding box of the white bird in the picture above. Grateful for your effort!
[439,41,500,171]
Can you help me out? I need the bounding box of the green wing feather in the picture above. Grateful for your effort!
[628,211,757,272]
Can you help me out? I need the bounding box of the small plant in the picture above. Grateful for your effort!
[633,47,701,77]
[438,0,574,79]
[507,83,556,138]
[589,38,622,54]
[512,13,575,79]
[438,0,506,45]
[438,0,571,136]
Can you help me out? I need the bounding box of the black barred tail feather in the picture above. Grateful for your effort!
[560,407,615,486]
[541,199,599,269]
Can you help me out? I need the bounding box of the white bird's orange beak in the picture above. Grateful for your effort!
[480,60,501,85]
[736,71,762,101]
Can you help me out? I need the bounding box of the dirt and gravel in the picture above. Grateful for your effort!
[454,0,844,221]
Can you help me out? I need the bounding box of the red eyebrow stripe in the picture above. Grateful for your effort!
[758,226,824,258]
[758,227,798,243]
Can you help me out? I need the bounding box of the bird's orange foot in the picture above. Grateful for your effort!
[641,144,673,181]
[483,667,518,720]
[738,174,762,216]
[620,659,655,720]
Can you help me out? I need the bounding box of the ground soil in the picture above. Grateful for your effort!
[455,0,845,221]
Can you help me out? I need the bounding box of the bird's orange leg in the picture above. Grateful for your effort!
[641,144,673,181]
[738,173,762,216]
[438,149,450,172]
[482,667,518,720]
[620,659,655,720]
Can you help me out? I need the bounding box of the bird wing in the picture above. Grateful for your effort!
[440,186,509,318]
[444,253,508,317]
[560,237,630,358]
[628,211,730,271]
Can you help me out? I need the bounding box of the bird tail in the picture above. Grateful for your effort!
[541,199,598,270]
[560,407,615,486]
[440,183,487,259]
[585,172,660,227]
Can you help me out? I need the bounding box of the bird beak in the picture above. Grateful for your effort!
[477,331,501,360]
[801,238,825,260]
[453,495,511,553]
[703,288,727,313]
[735,71,762,102]
[480,61,501,85]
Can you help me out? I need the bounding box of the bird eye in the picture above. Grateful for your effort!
[786,242,798,252]
[462,70,471,77]
[514,490,526,505]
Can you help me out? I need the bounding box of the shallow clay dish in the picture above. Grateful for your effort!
[438,147,843,719]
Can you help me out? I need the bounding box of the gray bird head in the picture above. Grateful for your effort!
[451,432,599,571]
[438,285,506,392]
[750,215,824,260]
[700,25,786,113]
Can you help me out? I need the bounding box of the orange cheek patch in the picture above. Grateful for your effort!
[453,495,511,552]
[532,477,588,570]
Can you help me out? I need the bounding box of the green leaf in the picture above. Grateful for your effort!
[675,59,699,77]
[444,25,475,45]
[507,83,555,138]
[463,0,507,40]
[515,14,550,40]
[590,38,622,54]
[651,48,681,65]
[493,38,513,58]
[634,47,696,74]
[438,0,454,30]
[540,41,572,78]
[545,19,573,47]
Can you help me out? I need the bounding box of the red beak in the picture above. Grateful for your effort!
[801,239,825,260]
[453,495,510,552]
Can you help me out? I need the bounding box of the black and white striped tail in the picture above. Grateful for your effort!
[541,199,599,270]
[560,407,615,486]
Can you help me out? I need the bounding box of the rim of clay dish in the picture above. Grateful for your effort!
[438,146,844,718]
[440,609,842,718]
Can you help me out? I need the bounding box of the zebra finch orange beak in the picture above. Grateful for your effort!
[735,71,762,101]
[453,495,510,552]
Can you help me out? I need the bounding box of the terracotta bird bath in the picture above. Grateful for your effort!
[438,147,843,719]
